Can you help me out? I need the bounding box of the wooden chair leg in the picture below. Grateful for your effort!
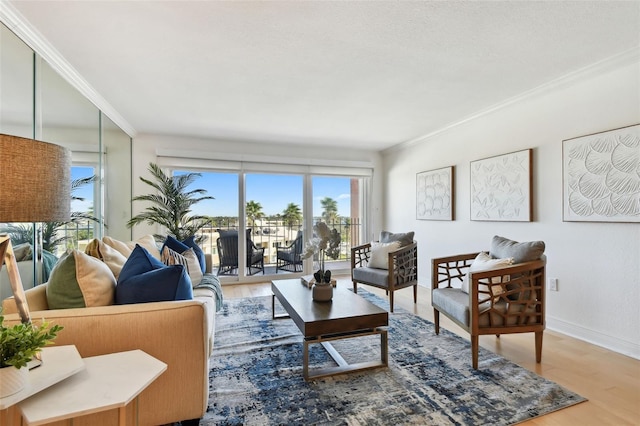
[471,335,479,369]
[433,309,440,334]
[535,331,544,363]
[413,284,417,304]
[389,291,394,313]
[352,281,357,293]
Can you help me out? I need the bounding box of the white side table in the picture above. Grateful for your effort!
[0,345,84,425]
[18,349,167,426]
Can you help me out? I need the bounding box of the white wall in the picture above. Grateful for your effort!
[129,133,384,240]
[382,59,640,359]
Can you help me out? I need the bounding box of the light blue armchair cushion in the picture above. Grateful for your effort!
[489,235,545,264]
[352,267,389,288]
[380,230,414,247]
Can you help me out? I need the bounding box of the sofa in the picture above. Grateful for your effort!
[3,280,217,425]
[1,238,221,425]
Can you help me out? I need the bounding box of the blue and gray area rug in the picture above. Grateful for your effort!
[203,290,585,425]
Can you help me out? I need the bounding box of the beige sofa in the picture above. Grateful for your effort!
[2,282,217,425]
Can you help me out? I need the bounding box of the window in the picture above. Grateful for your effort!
[163,157,371,281]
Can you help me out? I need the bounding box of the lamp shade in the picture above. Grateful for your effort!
[0,134,71,223]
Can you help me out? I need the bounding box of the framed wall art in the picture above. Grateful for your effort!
[470,148,532,222]
[562,124,639,223]
[416,166,454,220]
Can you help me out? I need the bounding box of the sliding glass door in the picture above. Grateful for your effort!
[170,164,369,283]
[311,176,363,273]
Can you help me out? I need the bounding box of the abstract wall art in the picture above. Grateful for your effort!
[416,166,454,220]
[470,149,532,222]
[563,124,640,222]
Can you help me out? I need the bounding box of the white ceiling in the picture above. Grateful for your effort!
[5,1,640,151]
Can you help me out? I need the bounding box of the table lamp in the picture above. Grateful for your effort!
[0,134,71,323]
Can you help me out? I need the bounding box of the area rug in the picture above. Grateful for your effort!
[203,290,585,425]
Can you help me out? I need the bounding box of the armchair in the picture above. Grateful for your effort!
[276,230,303,273]
[431,237,546,369]
[216,229,265,276]
[351,235,418,313]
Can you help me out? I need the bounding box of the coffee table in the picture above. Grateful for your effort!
[271,279,388,381]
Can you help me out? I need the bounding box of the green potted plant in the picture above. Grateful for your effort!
[127,163,214,243]
[0,313,63,397]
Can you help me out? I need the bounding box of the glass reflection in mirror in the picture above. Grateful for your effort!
[0,23,38,300]
[102,114,132,241]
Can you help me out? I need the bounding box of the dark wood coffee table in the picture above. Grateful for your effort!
[271,279,388,380]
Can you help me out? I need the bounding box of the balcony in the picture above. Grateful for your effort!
[196,218,361,277]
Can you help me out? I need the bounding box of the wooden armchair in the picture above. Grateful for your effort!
[351,241,418,312]
[431,252,546,369]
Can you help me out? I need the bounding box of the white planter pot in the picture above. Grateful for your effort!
[312,281,333,302]
[0,366,28,398]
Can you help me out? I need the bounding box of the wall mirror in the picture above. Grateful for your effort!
[0,22,132,296]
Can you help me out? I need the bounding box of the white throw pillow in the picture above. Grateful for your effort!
[102,235,161,261]
[368,241,401,269]
[461,252,513,300]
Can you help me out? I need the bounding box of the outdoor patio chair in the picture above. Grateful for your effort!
[216,229,265,276]
[351,231,418,313]
[276,230,303,273]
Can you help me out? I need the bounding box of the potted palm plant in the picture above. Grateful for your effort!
[127,163,214,242]
[0,313,62,397]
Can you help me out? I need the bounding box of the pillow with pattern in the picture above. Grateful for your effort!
[461,252,512,301]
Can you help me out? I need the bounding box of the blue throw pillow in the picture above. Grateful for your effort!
[181,236,206,274]
[116,244,193,304]
[162,235,190,254]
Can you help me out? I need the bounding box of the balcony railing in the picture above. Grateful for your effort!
[43,217,362,278]
[196,217,362,276]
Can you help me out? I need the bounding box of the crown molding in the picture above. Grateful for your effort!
[385,46,640,155]
[0,0,137,138]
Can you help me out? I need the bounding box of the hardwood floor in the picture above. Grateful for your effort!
[221,277,640,425]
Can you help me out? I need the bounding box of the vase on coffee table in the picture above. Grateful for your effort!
[312,281,333,302]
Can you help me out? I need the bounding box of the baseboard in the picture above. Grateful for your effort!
[546,315,640,360]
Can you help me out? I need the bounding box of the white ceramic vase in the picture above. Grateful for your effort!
[312,281,333,302]
[0,365,28,398]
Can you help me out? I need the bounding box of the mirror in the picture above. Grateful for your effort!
[0,22,133,294]
[0,23,39,300]
[0,23,33,137]
[102,115,132,241]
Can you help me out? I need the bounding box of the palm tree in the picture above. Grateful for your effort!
[246,200,263,229]
[320,197,338,225]
[127,163,214,242]
[282,203,302,230]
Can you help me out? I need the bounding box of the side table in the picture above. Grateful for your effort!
[18,349,167,426]
[0,345,85,425]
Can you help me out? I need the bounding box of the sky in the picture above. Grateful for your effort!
[71,166,353,218]
[71,166,94,212]
[179,171,352,218]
